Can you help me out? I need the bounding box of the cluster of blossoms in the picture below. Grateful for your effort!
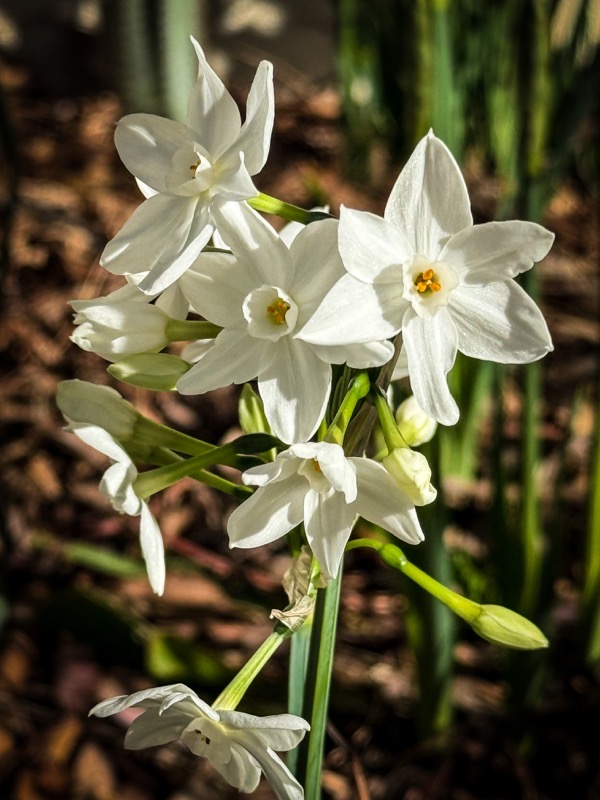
[58,37,554,799]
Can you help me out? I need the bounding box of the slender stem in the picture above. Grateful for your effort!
[213,628,293,711]
[165,319,221,342]
[248,193,334,225]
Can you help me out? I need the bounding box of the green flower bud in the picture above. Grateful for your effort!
[382,447,437,506]
[57,380,138,441]
[108,353,191,391]
[470,605,549,650]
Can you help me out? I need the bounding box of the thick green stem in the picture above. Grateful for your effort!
[248,194,333,225]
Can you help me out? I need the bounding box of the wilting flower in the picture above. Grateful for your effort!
[228,441,424,579]
[176,201,394,443]
[62,422,165,595]
[300,131,554,425]
[100,37,274,295]
[90,684,309,800]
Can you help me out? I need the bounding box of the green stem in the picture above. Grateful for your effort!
[164,319,221,342]
[296,572,343,800]
[213,627,293,711]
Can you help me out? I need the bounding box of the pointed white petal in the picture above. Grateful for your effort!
[297,273,404,346]
[219,710,309,751]
[139,503,165,595]
[385,131,472,257]
[258,338,330,443]
[179,252,248,326]
[227,478,307,548]
[440,220,555,284]
[450,281,553,363]
[304,491,355,580]
[241,740,305,800]
[403,307,459,425]
[288,218,344,323]
[177,326,271,394]
[90,684,193,717]
[351,458,425,544]
[338,206,412,283]
[211,201,288,285]
[228,60,274,175]
[210,152,258,202]
[187,38,242,155]
[114,114,192,192]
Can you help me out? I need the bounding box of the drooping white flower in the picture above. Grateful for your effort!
[299,131,554,425]
[64,423,165,595]
[90,684,309,800]
[100,37,274,296]
[176,201,394,443]
[227,441,424,579]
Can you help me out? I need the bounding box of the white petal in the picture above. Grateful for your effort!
[187,38,242,155]
[219,710,309,751]
[124,707,190,749]
[304,490,355,580]
[440,220,555,284]
[210,152,258,202]
[180,252,248,326]
[177,326,271,394]
[227,478,307,548]
[155,282,191,319]
[385,131,472,257]
[312,339,394,368]
[288,218,344,324]
[402,307,459,425]
[228,60,274,175]
[450,281,553,363]
[90,684,195,718]
[298,273,404,346]
[258,338,330,443]
[212,201,288,285]
[338,206,412,283]
[68,422,130,465]
[351,459,424,543]
[241,740,305,800]
[241,452,302,487]
[139,207,214,295]
[115,114,192,192]
[211,741,262,793]
[140,503,166,596]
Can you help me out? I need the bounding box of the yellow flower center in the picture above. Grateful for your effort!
[266,298,291,325]
[414,268,442,294]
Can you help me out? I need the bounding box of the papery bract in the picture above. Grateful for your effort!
[299,131,554,425]
[100,37,274,296]
[90,684,309,800]
[227,441,424,579]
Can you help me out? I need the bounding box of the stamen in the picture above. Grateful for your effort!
[313,458,322,473]
[189,157,202,176]
[415,268,442,294]
[266,298,291,325]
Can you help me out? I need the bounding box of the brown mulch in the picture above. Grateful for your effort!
[0,35,599,800]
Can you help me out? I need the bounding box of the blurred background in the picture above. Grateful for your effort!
[0,1,599,798]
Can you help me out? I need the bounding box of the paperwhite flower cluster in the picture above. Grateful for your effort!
[58,37,555,800]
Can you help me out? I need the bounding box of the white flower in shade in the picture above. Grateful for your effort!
[227,441,424,579]
[90,684,309,800]
[299,131,555,425]
[70,300,171,362]
[176,201,394,443]
[100,37,274,296]
[65,423,165,595]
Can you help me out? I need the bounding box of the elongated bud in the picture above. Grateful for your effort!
[239,384,271,435]
[57,380,137,441]
[470,605,549,650]
[395,395,437,447]
[108,353,191,390]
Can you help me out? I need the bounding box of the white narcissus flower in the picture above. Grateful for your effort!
[299,131,554,425]
[90,684,309,800]
[227,441,424,580]
[101,37,274,296]
[65,423,165,595]
[176,201,394,444]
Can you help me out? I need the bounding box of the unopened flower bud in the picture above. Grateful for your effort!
[71,300,169,362]
[470,604,548,650]
[395,395,437,447]
[382,447,437,506]
[57,380,138,441]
